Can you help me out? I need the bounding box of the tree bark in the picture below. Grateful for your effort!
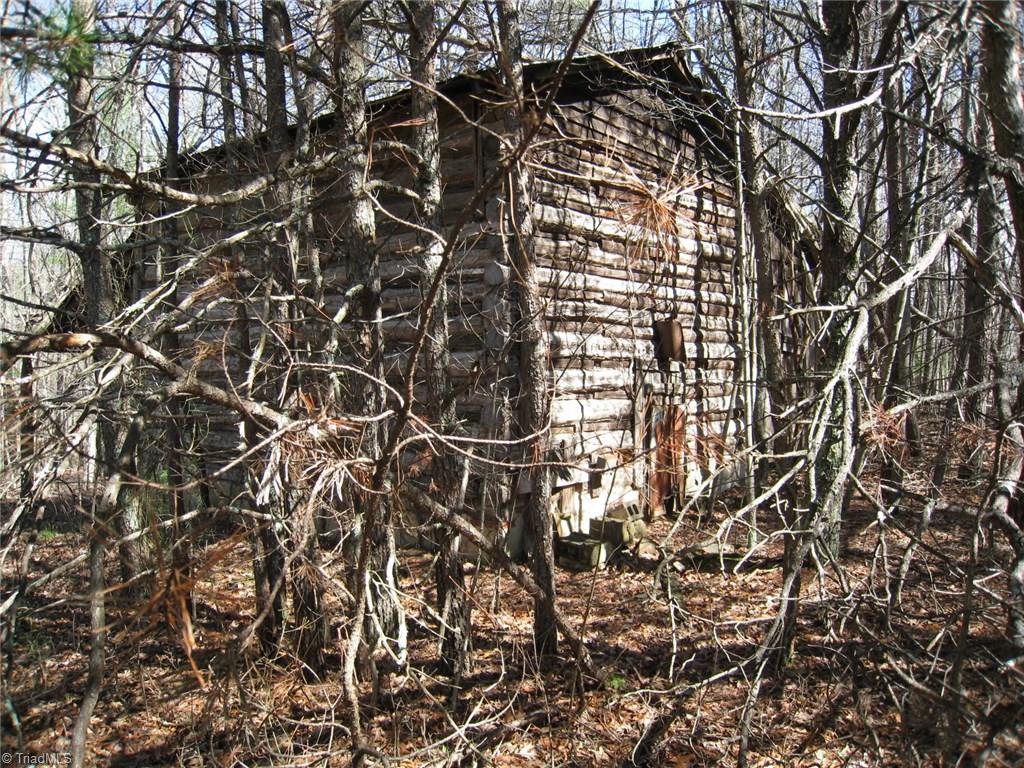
[70,386,175,767]
[812,0,869,560]
[982,0,1024,310]
[249,0,293,658]
[333,0,405,733]
[70,533,104,768]
[291,499,327,680]
[163,3,190,613]
[66,0,145,588]
[723,0,795,544]
[990,371,1024,653]
[498,0,558,658]
[958,96,995,480]
[406,0,472,681]
[723,0,791,464]
[876,66,915,505]
[267,0,332,680]
[982,0,1024,654]
[62,4,112,757]
[214,0,282,659]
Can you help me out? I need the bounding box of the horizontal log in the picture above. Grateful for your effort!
[549,326,738,359]
[533,202,735,259]
[543,291,735,323]
[559,94,732,166]
[547,329,735,364]
[536,128,735,202]
[323,254,491,291]
[550,393,738,427]
[533,171,736,230]
[532,169,734,216]
[547,111,699,171]
[375,281,486,313]
[534,244,735,290]
[542,299,736,333]
[550,426,633,450]
[536,266,735,312]
[551,366,735,396]
[380,314,488,343]
[559,95,705,150]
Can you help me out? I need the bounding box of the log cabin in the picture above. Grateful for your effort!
[136,43,755,557]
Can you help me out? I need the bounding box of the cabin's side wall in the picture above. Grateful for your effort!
[133,166,288,498]
[526,88,742,533]
[133,92,507,510]
[316,93,520,538]
[316,96,497,412]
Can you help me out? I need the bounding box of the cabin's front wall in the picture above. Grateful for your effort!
[528,87,741,535]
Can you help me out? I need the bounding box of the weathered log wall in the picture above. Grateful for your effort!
[135,66,742,539]
[522,88,741,531]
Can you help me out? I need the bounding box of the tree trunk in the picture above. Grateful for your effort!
[877,65,919,504]
[990,371,1024,654]
[71,387,172,766]
[62,3,135,751]
[965,172,995,422]
[958,94,995,480]
[724,1,790,470]
[723,0,794,543]
[66,0,110,331]
[810,0,870,560]
[70,533,104,768]
[248,0,294,658]
[982,0,1024,654]
[333,0,405,721]
[67,0,144,588]
[214,0,280,658]
[406,0,472,681]
[264,0,332,680]
[163,4,189,611]
[291,500,327,680]
[498,0,558,658]
[982,0,1024,307]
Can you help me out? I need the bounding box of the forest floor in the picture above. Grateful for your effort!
[3,473,1023,767]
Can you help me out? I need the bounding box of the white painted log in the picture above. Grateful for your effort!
[550,397,632,426]
[536,266,734,310]
[547,329,736,365]
[481,294,508,324]
[550,367,735,396]
[534,236,734,282]
[543,299,735,333]
[549,394,738,428]
[532,202,734,260]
